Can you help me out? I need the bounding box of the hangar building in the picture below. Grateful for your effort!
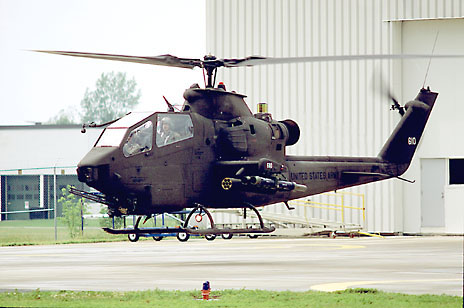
[205,0,464,234]
[0,125,101,220]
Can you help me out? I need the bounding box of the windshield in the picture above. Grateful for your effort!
[95,112,153,147]
[123,121,153,157]
[95,128,128,147]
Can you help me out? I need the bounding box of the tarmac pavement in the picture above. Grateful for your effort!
[0,236,462,295]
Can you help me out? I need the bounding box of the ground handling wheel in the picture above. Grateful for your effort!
[177,232,190,242]
[221,233,233,240]
[205,234,216,241]
[153,236,163,241]
[247,234,259,239]
[128,233,139,242]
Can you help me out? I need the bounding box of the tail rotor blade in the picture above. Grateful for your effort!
[372,70,404,116]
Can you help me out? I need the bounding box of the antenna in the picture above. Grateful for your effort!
[163,96,175,112]
[423,32,440,88]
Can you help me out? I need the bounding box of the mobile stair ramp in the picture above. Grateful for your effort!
[212,191,367,237]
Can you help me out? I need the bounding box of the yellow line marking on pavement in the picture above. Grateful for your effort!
[358,231,384,238]
[311,278,462,292]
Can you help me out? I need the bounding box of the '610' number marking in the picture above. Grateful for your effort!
[408,137,417,145]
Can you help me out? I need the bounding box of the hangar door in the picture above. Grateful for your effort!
[420,159,445,227]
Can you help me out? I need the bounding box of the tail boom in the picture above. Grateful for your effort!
[284,87,438,199]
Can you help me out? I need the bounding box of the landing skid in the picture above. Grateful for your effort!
[102,203,275,241]
[184,227,275,235]
[102,226,188,235]
[102,226,274,235]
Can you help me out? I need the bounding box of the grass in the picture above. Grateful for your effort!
[0,217,179,246]
[0,288,460,308]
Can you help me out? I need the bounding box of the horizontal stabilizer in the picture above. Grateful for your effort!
[342,171,392,178]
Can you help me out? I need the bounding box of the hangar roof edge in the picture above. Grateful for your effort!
[0,124,101,130]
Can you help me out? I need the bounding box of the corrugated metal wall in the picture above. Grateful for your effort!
[205,0,463,232]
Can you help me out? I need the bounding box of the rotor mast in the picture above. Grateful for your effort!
[203,55,223,88]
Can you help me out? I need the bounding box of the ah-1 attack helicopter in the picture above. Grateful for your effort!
[36,50,455,241]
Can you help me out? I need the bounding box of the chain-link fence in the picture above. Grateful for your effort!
[0,166,126,244]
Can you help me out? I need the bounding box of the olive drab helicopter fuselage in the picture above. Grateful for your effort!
[76,84,309,214]
[35,50,445,239]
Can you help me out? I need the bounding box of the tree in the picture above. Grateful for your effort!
[47,72,141,125]
[46,107,79,124]
[80,72,141,123]
[59,186,88,238]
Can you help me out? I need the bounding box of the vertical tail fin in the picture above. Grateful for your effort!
[378,88,438,166]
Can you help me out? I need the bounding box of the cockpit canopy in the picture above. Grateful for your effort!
[95,112,153,148]
[94,112,194,157]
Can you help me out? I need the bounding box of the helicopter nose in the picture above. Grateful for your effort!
[77,147,117,185]
[77,165,109,184]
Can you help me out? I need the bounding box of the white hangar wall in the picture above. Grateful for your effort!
[205,0,464,233]
[0,125,102,173]
[396,19,464,234]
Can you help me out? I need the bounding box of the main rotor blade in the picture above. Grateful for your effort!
[33,50,202,69]
[34,50,464,71]
[222,54,464,67]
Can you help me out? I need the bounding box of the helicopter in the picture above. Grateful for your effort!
[35,50,452,241]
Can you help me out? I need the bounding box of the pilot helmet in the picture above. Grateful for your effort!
[161,117,173,125]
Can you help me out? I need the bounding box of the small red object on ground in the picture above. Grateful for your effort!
[202,281,211,300]
[201,289,210,300]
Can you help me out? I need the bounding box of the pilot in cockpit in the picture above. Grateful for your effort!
[123,121,153,156]
[158,117,180,146]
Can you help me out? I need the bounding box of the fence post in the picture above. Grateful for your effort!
[80,198,84,236]
[53,167,57,241]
